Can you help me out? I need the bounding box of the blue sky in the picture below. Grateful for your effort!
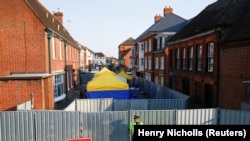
[39,0,217,58]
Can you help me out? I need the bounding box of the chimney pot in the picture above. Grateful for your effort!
[154,14,163,23]
[54,12,63,24]
[164,6,173,16]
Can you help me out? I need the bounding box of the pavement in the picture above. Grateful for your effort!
[54,84,86,110]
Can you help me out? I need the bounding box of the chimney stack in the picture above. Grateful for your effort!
[154,14,163,23]
[164,6,173,16]
[54,11,63,24]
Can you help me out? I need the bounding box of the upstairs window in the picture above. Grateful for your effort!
[188,46,193,70]
[170,50,173,68]
[161,37,165,49]
[155,57,159,69]
[161,56,164,69]
[182,48,186,70]
[148,56,151,70]
[175,48,180,69]
[207,42,214,72]
[148,39,152,51]
[196,45,202,71]
[140,58,144,66]
[145,57,148,69]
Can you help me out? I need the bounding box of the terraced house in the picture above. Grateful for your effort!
[118,37,135,72]
[167,0,250,110]
[132,6,187,84]
[130,0,250,110]
[0,0,80,110]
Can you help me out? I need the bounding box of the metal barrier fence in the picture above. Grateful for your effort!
[64,98,189,112]
[1,109,250,141]
[131,77,189,99]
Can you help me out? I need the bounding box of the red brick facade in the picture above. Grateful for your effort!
[167,33,219,108]
[0,0,80,111]
[118,37,134,71]
[119,45,132,71]
[219,41,250,109]
[144,35,156,82]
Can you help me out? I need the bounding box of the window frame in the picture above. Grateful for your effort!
[182,48,186,70]
[196,45,202,71]
[207,42,214,72]
[188,46,193,70]
[175,48,180,69]
[54,74,64,98]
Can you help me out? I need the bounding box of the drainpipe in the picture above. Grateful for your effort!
[64,41,68,100]
[47,31,53,74]
[43,80,47,110]
[214,27,221,108]
[79,48,81,84]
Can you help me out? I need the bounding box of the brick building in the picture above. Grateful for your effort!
[0,0,80,110]
[167,0,250,109]
[118,37,134,72]
[132,6,186,83]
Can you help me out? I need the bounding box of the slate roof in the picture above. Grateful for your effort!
[219,0,250,43]
[162,18,192,32]
[119,37,135,46]
[25,0,79,48]
[168,0,250,43]
[94,52,105,57]
[135,13,186,42]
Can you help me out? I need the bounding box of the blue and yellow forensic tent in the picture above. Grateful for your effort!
[117,70,132,80]
[94,67,116,77]
[87,72,132,99]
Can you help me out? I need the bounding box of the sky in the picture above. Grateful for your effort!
[39,0,217,58]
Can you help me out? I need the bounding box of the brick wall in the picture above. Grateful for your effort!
[219,42,250,109]
[167,33,219,108]
[0,0,47,76]
[0,79,46,111]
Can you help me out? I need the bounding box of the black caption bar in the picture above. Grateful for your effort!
[134,125,250,140]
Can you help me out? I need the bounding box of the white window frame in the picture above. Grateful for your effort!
[197,45,202,71]
[149,39,152,51]
[182,48,186,70]
[140,58,144,66]
[157,37,160,49]
[176,49,180,69]
[52,37,56,59]
[148,56,151,70]
[207,42,214,72]
[161,37,165,49]
[161,56,164,69]
[59,41,62,60]
[188,46,193,70]
[155,57,159,69]
[54,74,64,98]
